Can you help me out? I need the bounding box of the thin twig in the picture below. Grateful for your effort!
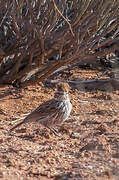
[53,0,74,37]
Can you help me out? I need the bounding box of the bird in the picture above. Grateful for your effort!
[8,82,72,135]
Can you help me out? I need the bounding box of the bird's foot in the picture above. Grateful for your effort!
[5,131,12,136]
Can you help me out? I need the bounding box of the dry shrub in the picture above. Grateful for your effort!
[0,0,119,87]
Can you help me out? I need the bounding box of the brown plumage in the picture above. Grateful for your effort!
[8,83,72,135]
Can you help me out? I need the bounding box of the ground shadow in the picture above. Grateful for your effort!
[0,87,23,100]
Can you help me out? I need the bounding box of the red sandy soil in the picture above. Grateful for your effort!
[0,68,119,180]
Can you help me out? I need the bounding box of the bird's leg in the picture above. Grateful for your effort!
[52,127,59,133]
[46,126,59,136]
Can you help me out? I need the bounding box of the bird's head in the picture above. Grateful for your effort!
[54,82,70,100]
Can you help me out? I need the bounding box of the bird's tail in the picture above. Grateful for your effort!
[9,120,25,132]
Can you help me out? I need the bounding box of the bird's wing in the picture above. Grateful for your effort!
[24,99,60,122]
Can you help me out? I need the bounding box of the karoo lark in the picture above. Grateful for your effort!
[8,83,72,135]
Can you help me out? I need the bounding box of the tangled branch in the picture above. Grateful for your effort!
[0,0,118,87]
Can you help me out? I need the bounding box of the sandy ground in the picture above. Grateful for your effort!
[0,68,119,180]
